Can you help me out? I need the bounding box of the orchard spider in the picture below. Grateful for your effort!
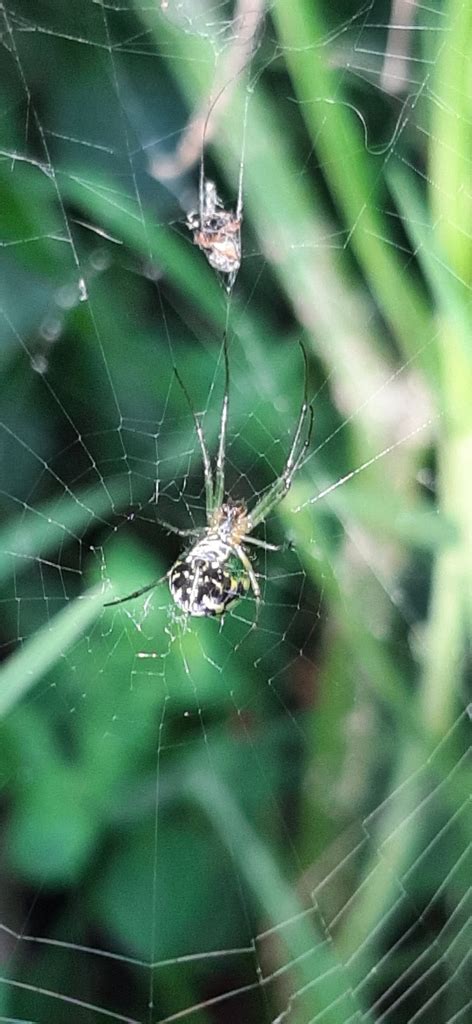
[105,340,313,618]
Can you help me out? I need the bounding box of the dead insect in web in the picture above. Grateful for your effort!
[186,179,242,291]
[104,338,313,621]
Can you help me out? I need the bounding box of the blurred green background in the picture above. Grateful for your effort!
[0,1,471,1022]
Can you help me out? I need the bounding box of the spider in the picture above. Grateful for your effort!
[105,339,313,619]
[186,179,241,291]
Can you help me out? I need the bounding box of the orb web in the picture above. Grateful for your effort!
[0,2,470,1023]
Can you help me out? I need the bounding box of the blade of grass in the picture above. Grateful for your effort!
[310,0,472,976]
[63,173,225,329]
[293,476,456,553]
[0,476,142,587]
[0,585,104,718]
[283,490,472,980]
[272,0,433,370]
[390,163,472,735]
[429,0,472,284]
[191,770,372,1024]
[397,0,472,736]
[388,165,471,354]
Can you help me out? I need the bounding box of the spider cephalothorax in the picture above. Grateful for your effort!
[105,339,312,620]
[186,180,241,289]
[209,501,249,542]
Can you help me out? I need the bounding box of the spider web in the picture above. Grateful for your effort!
[0,1,471,1023]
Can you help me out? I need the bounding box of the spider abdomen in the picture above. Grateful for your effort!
[169,539,249,617]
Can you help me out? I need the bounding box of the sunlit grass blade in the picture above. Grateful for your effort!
[428,0,472,282]
[391,0,472,735]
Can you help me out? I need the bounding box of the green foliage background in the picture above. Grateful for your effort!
[0,1,470,1022]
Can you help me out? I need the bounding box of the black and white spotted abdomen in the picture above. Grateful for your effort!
[168,537,249,617]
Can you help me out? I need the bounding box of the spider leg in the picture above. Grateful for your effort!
[235,89,248,222]
[154,516,201,538]
[248,405,313,528]
[242,535,293,553]
[248,343,313,529]
[174,365,214,517]
[104,573,168,608]
[233,544,261,609]
[214,332,230,510]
